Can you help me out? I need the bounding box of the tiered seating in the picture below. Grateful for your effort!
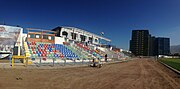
[76,43,93,53]
[95,48,106,56]
[27,42,78,59]
[76,43,102,58]
[54,44,78,59]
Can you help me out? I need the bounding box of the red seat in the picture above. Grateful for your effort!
[33,51,36,54]
[60,55,64,58]
[42,58,46,61]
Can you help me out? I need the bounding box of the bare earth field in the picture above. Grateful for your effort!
[0,58,180,89]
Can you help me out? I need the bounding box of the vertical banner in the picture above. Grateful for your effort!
[0,25,22,58]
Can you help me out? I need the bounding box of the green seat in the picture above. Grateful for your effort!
[48,54,51,57]
[31,54,35,57]
[29,50,32,54]
[53,58,56,61]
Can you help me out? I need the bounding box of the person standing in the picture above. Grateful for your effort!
[105,54,108,62]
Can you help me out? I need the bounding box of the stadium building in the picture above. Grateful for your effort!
[0,25,128,67]
[52,26,111,45]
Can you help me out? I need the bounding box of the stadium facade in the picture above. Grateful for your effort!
[0,24,128,66]
[52,26,111,45]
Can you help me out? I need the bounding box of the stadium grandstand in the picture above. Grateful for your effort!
[0,25,130,67]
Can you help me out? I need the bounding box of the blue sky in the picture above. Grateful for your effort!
[0,0,180,50]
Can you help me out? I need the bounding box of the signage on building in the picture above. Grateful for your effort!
[0,25,22,54]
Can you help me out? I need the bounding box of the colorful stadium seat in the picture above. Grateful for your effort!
[27,42,78,59]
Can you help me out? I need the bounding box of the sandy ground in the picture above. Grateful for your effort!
[0,58,180,89]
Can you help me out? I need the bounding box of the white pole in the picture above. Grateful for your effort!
[18,28,22,56]
[18,42,20,56]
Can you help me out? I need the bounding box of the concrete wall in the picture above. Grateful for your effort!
[55,37,64,44]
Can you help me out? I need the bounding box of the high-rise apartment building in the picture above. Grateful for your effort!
[130,30,149,56]
[130,30,170,56]
[155,37,170,55]
[148,35,156,56]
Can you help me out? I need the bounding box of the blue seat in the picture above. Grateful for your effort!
[52,44,79,59]
[38,54,41,57]
[32,58,35,61]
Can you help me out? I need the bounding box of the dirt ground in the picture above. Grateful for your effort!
[0,58,180,89]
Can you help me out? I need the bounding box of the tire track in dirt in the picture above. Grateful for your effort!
[69,60,140,89]
[94,60,141,89]
[126,59,148,89]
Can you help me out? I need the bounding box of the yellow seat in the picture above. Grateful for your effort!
[26,53,30,57]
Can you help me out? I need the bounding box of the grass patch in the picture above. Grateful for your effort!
[160,58,180,71]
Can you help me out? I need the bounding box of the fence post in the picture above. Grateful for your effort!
[39,58,41,67]
[52,58,55,67]
[9,54,12,66]
[64,58,66,66]
[26,58,28,67]
[89,58,91,65]
[74,58,76,65]
[82,59,84,65]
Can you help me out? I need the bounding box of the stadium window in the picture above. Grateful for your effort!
[71,33,77,40]
[48,36,51,40]
[43,35,48,39]
[35,34,41,39]
[48,36,55,40]
[89,37,93,43]
[29,34,35,38]
[51,36,54,40]
[80,35,86,41]
[48,36,54,40]
[84,35,86,40]
[62,31,68,37]
[95,39,98,42]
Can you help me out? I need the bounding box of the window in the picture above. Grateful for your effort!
[89,37,93,43]
[51,36,54,40]
[48,36,51,40]
[80,35,86,41]
[48,36,55,40]
[28,34,35,38]
[43,35,48,39]
[62,31,68,37]
[95,39,98,42]
[35,34,41,38]
[71,33,77,40]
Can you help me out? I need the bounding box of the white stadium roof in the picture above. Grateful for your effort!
[61,26,111,42]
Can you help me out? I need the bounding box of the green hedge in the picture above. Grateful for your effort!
[160,58,180,71]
